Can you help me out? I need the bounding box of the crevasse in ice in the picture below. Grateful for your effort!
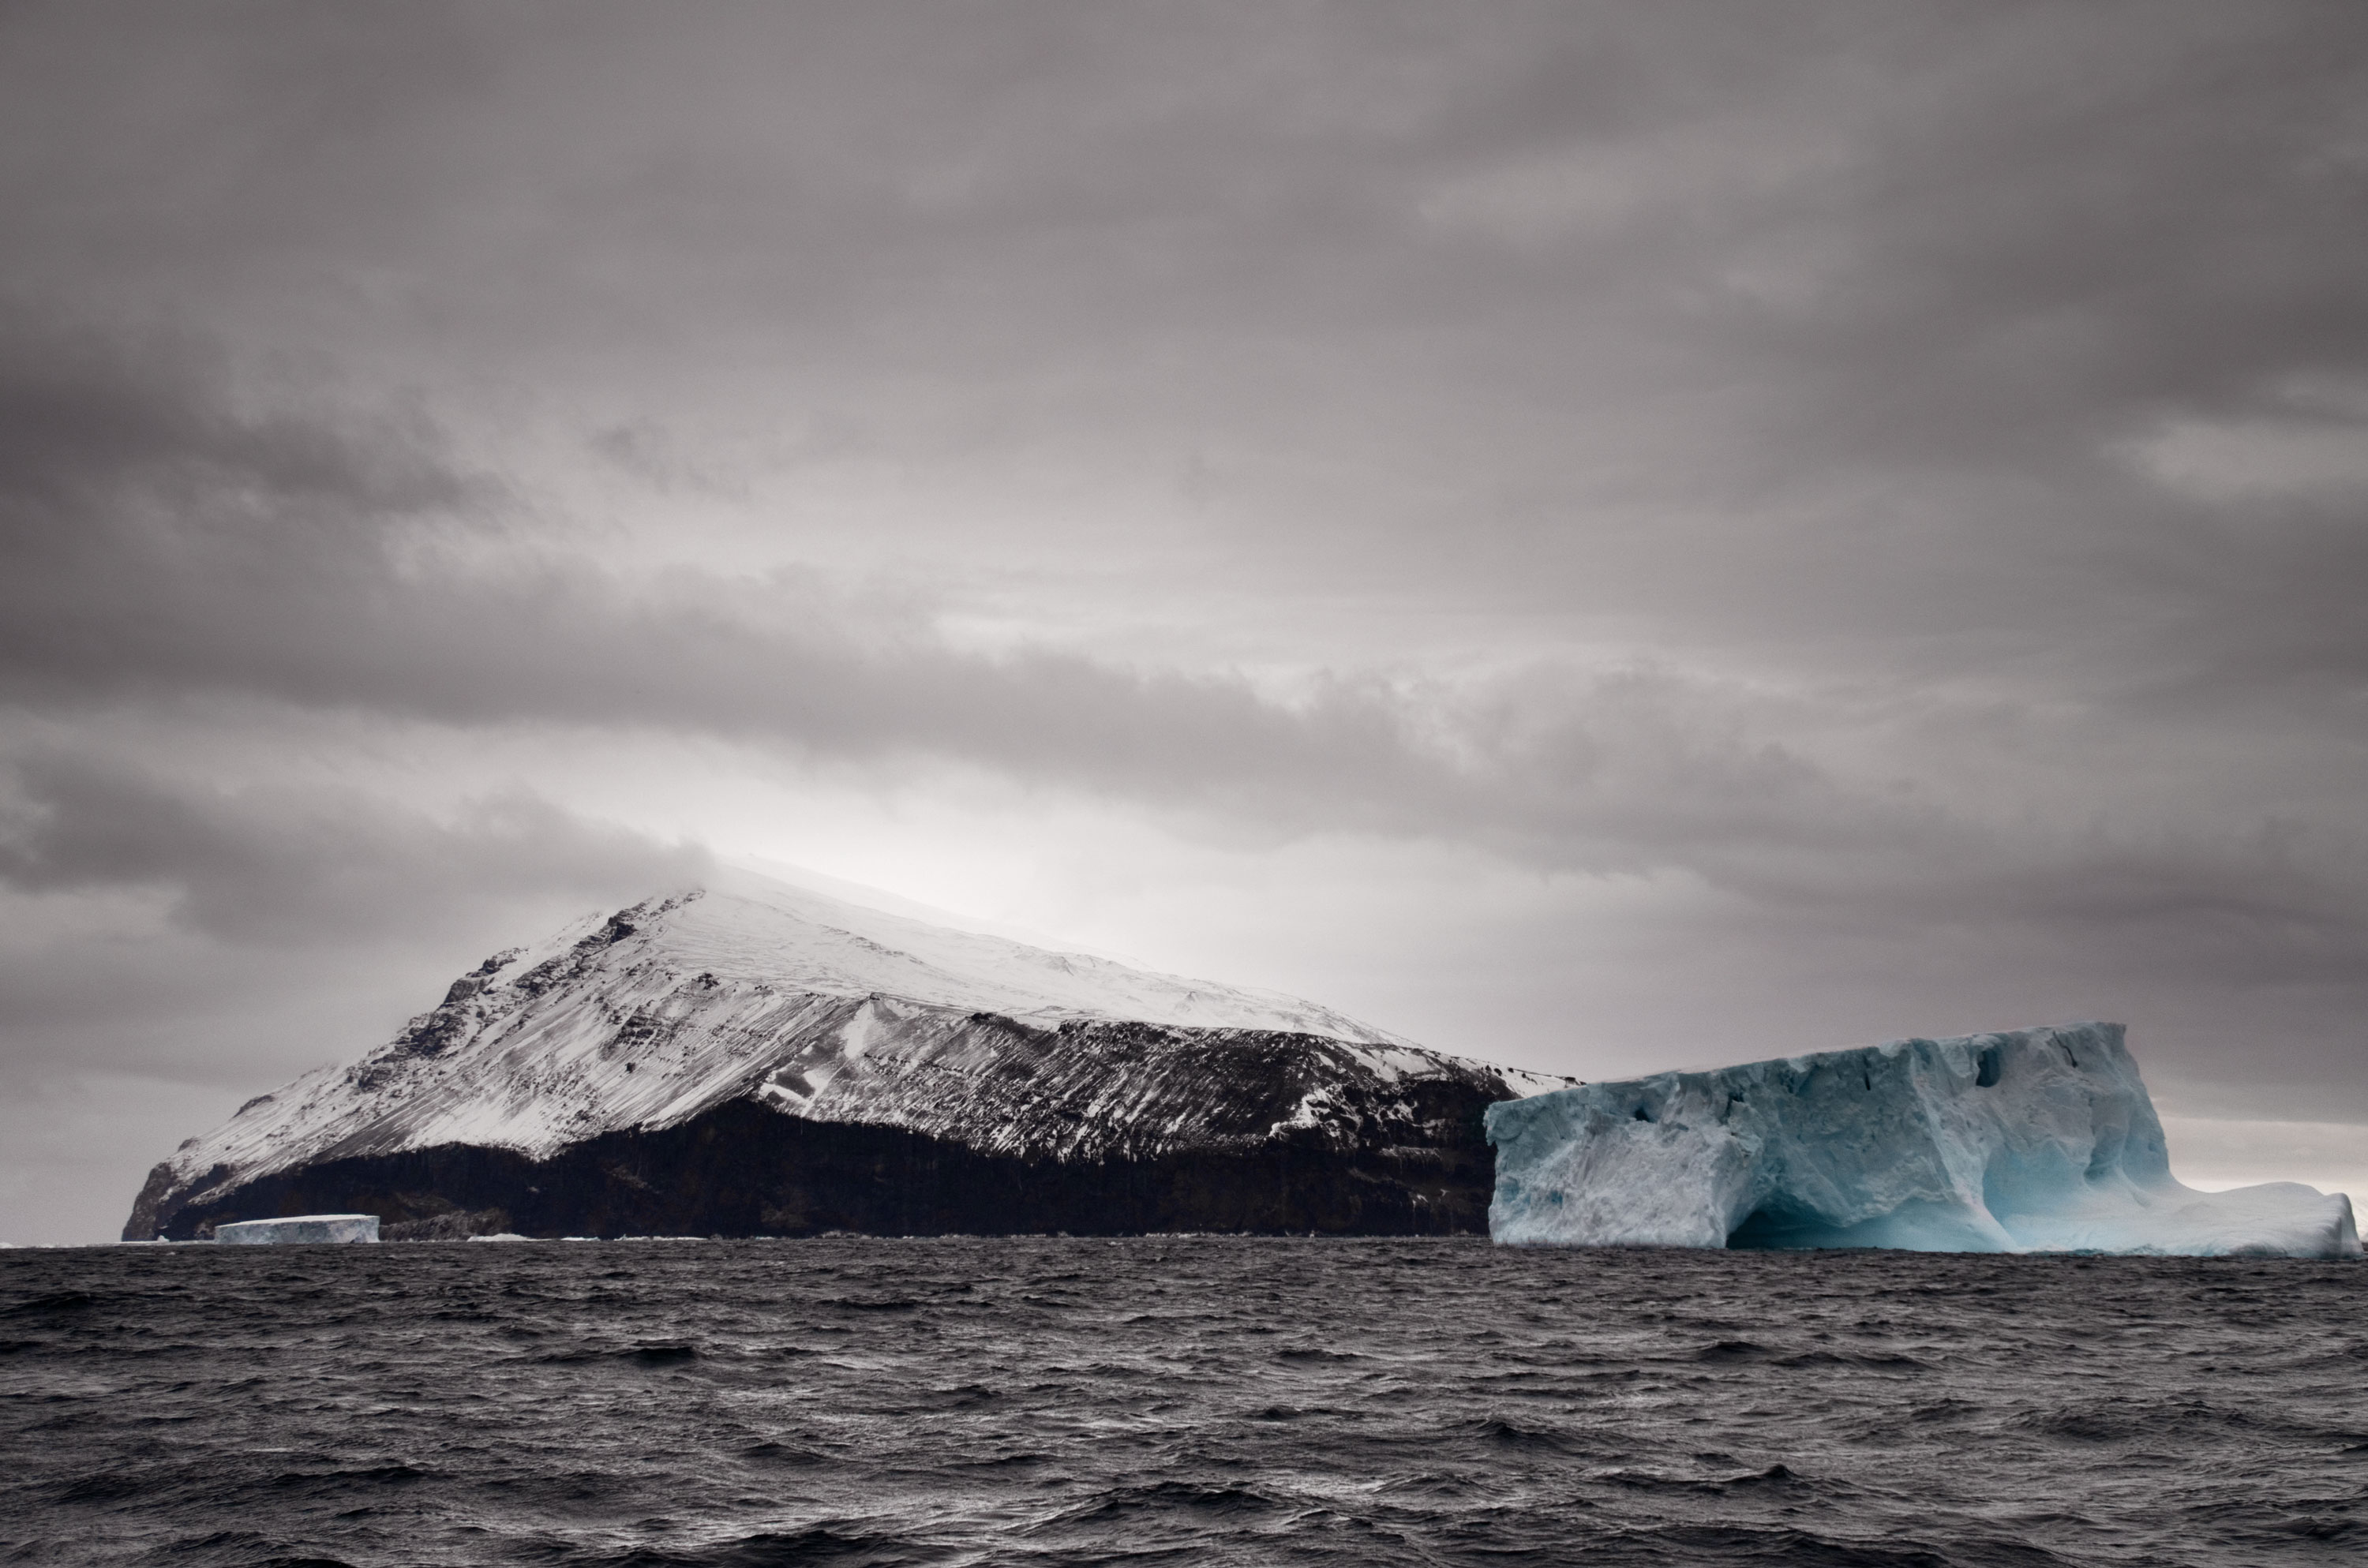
[1485,1023,2360,1258]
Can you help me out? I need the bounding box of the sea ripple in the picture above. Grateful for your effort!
[2,1239,2361,1565]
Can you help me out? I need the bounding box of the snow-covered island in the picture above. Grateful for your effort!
[1486,1023,2359,1258]
[125,868,1569,1241]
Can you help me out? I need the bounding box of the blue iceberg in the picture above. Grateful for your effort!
[1485,1024,2359,1258]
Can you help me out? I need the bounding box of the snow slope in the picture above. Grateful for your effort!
[1485,1023,2360,1258]
[129,867,1567,1237]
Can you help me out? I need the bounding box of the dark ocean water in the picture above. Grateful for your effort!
[2,1238,2361,1567]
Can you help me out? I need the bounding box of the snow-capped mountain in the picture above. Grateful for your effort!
[127,867,1571,1240]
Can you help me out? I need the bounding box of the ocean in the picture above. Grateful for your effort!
[2,1237,2360,1566]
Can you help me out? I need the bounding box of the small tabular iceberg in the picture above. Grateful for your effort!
[213,1214,380,1245]
[1486,1024,2360,1258]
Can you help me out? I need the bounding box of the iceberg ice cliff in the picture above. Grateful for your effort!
[1486,1024,2360,1258]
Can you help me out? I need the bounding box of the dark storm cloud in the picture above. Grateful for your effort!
[2,6,2361,762]
[1,2,2365,1137]
[0,314,482,704]
[0,316,469,522]
[1733,27,2368,462]
[0,745,714,1246]
[2,312,2362,1020]
[0,317,2131,866]
[4,9,2361,643]
[0,749,709,947]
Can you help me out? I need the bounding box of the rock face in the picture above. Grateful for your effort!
[126,869,1568,1241]
[212,1214,380,1245]
[1486,1023,2361,1258]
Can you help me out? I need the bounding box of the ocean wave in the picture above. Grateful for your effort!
[3,1240,2361,1566]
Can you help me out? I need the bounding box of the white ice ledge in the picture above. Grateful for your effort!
[214,1214,380,1245]
[1485,1024,2361,1259]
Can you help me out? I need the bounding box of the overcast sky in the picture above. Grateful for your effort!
[5,2,2366,1243]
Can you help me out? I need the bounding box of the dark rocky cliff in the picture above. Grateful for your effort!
[139,1057,1508,1241]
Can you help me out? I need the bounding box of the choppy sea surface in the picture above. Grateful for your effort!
[2,1238,2362,1566]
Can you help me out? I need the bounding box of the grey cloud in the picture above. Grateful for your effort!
[0,748,709,946]
[0,747,710,1245]
[6,9,2360,606]
[2,2,2366,1189]
[0,315,473,525]
[0,321,2041,874]
[0,318,2362,1011]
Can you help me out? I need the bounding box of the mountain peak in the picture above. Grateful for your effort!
[650,865,1411,1044]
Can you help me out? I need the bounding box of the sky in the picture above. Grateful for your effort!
[4,2,2366,1244]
